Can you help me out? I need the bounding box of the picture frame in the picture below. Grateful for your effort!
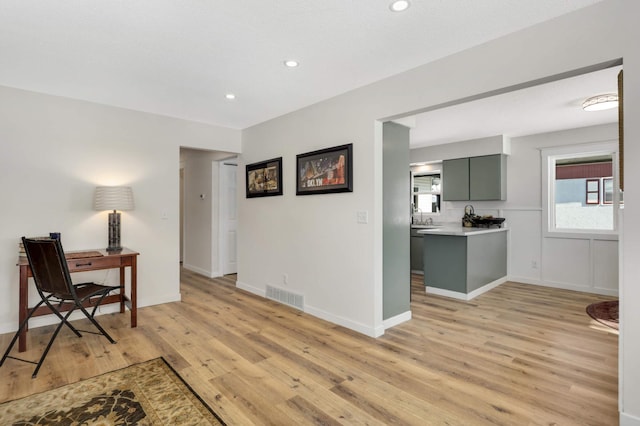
[246,157,283,198]
[296,143,353,195]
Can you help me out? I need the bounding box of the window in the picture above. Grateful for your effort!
[586,179,600,204]
[542,141,619,237]
[412,173,441,214]
[603,178,614,204]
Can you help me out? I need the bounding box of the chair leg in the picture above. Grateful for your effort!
[41,297,82,338]
[31,308,78,378]
[77,304,116,344]
[0,299,46,367]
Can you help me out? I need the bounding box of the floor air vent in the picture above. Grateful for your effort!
[266,285,304,311]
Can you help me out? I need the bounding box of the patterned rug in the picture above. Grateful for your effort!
[586,300,619,330]
[0,358,225,425]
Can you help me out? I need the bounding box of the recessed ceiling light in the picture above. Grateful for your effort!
[284,60,299,68]
[225,93,236,100]
[582,93,618,111]
[389,0,410,12]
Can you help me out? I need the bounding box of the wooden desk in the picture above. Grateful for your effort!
[18,247,139,352]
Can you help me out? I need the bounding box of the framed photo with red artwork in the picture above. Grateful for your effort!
[296,144,353,195]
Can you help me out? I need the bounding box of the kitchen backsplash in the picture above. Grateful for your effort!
[412,206,503,225]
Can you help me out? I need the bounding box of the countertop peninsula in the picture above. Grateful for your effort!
[414,224,508,236]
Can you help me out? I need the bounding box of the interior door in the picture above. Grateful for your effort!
[221,162,238,275]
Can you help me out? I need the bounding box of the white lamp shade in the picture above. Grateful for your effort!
[93,186,135,211]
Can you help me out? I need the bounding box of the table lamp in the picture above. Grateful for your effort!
[93,186,134,252]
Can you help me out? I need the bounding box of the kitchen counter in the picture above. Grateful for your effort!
[416,225,508,236]
[420,226,507,300]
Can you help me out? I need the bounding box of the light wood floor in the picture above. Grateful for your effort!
[0,270,618,425]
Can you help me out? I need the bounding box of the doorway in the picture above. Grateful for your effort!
[180,147,237,277]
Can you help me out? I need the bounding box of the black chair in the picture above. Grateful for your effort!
[1,237,119,378]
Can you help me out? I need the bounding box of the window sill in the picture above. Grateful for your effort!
[544,229,618,240]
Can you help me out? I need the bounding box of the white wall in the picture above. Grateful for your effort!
[618,0,640,419]
[239,107,381,336]
[410,135,510,163]
[509,124,619,294]
[0,85,241,332]
[238,0,640,421]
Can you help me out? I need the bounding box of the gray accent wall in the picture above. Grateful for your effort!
[383,122,411,320]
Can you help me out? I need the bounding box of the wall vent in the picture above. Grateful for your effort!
[266,285,304,311]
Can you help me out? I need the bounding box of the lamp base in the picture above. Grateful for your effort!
[107,211,122,252]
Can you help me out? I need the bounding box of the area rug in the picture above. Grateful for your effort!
[0,357,225,425]
[586,300,619,330]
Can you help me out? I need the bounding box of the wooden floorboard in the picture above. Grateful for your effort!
[0,270,618,425]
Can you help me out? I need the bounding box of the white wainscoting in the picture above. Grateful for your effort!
[504,208,618,296]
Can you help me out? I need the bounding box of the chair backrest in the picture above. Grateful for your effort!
[22,237,73,296]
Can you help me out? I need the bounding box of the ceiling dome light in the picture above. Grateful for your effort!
[284,59,299,68]
[389,0,410,12]
[225,93,236,100]
[582,93,618,111]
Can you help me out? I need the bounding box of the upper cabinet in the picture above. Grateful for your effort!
[441,158,469,201]
[442,154,506,201]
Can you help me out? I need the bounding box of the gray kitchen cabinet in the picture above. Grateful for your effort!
[469,154,506,200]
[410,228,423,272]
[442,158,470,201]
[442,154,506,201]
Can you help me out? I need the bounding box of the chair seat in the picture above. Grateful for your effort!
[53,283,118,301]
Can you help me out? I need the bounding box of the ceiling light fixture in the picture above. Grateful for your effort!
[284,60,299,68]
[225,93,236,100]
[582,93,618,111]
[389,0,410,12]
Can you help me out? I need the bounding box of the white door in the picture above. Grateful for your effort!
[220,161,238,275]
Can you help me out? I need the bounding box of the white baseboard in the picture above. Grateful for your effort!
[237,280,384,338]
[139,293,182,307]
[182,263,214,278]
[0,304,123,334]
[236,280,265,297]
[383,310,412,330]
[426,277,506,301]
[509,275,618,297]
[621,412,640,426]
[0,293,182,335]
[305,305,384,338]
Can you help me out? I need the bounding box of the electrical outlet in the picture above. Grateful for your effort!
[531,260,538,269]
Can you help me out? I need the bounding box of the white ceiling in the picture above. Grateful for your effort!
[0,0,605,130]
[409,65,621,148]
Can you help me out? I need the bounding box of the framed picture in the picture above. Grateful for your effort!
[246,157,283,198]
[296,143,353,195]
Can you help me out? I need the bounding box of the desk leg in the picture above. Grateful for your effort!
[131,256,137,328]
[119,267,125,314]
[18,265,28,352]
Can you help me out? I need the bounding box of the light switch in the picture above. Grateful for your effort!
[357,210,368,224]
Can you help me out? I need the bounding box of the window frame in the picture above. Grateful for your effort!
[585,179,600,204]
[602,177,614,205]
[541,141,619,240]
